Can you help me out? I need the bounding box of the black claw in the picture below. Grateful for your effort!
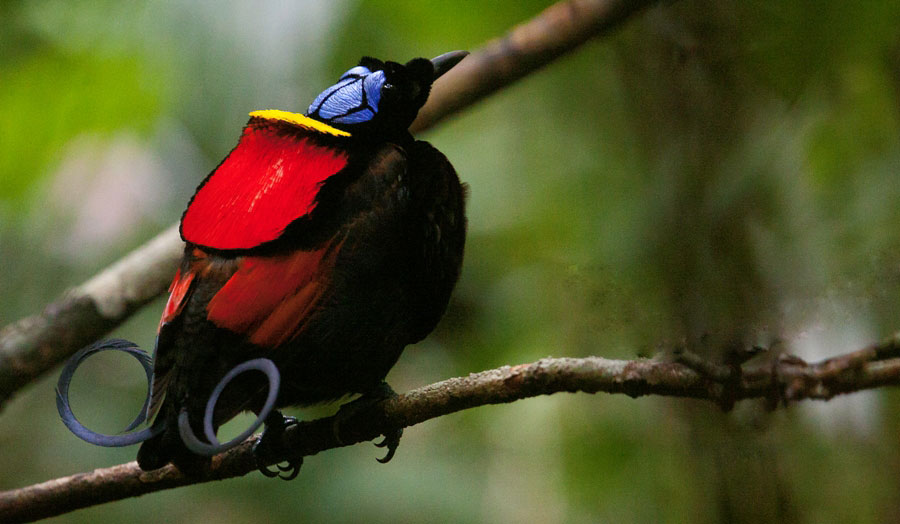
[375,428,403,464]
[258,462,280,478]
[276,461,302,481]
[376,450,395,464]
[255,456,302,480]
[253,411,303,480]
[333,382,404,463]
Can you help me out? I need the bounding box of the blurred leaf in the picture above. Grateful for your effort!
[0,51,165,206]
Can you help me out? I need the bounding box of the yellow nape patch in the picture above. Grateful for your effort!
[249,110,351,137]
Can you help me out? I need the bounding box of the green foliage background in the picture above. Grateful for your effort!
[3,1,900,522]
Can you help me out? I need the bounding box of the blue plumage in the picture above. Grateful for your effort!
[307,65,385,124]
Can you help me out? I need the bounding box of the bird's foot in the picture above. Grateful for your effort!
[253,410,303,480]
[373,426,403,464]
[333,382,403,463]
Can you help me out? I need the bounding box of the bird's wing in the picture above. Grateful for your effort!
[146,262,198,422]
[205,238,344,348]
[146,237,344,421]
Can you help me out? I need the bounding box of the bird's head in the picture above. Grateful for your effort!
[306,50,468,138]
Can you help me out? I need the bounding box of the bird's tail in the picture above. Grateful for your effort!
[136,403,211,475]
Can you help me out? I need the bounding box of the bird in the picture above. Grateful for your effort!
[127,50,469,476]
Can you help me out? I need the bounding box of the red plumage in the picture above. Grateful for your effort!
[207,240,342,347]
[181,118,348,250]
[159,268,194,328]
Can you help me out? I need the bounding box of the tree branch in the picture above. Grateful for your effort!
[0,0,657,410]
[4,334,900,522]
[410,0,658,133]
[0,225,182,409]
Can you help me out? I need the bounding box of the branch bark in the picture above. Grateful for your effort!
[4,334,900,522]
[0,0,657,410]
[0,225,182,409]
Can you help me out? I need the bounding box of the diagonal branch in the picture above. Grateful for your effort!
[0,0,658,410]
[3,334,900,522]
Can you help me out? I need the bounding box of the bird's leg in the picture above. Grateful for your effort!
[333,382,403,463]
[252,410,303,480]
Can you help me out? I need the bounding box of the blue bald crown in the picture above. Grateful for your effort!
[307,65,385,125]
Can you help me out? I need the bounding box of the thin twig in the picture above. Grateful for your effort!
[3,335,900,522]
[0,0,657,410]
[411,0,658,133]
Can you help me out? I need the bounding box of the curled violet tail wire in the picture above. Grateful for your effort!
[178,358,281,457]
[56,339,163,447]
[57,340,281,457]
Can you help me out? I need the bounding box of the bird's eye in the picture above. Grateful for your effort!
[381,83,398,101]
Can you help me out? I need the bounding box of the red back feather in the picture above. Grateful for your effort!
[158,268,195,330]
[206,240,343,347]
[182,121,348,250]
